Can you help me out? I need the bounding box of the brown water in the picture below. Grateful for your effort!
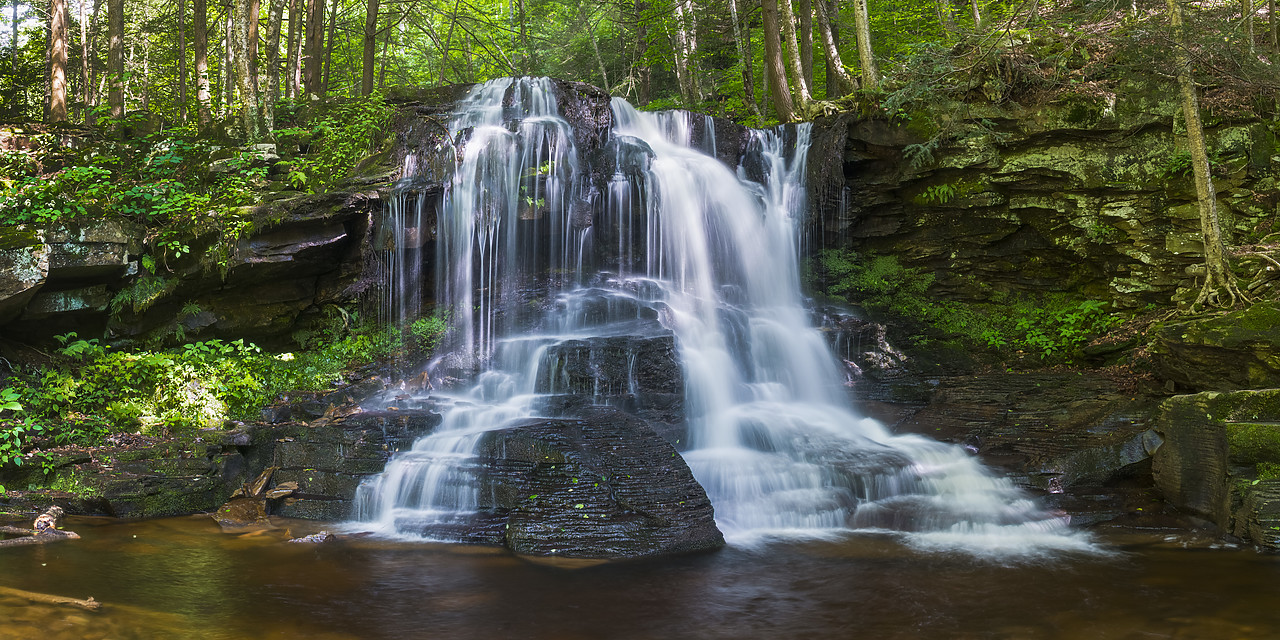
[1,516,1278,639]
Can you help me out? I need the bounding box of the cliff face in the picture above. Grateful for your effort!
[806,88,1277,309]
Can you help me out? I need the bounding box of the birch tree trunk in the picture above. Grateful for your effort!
[194,0,211,126]
[798,0,812,89]
[232,0,262,139]
[970,0,983,33]
[321,0,337,92]
[852,0,878,89]
[779,0,812,109]
[814,0,854,95]
[1165,0,1243,308]
[49,0,68,121]
[80,0,91,120]
[761,0,795,121]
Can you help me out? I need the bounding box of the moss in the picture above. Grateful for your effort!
[1226,423,1280,465]
[0,227,41,251]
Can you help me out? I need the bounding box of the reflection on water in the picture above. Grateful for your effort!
[1,516,1279,639]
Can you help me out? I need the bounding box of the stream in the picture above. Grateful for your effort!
[2,515,1278,639]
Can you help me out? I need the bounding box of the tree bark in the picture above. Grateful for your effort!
[232,0,261,139]
[1243,0,1255,55]
[761,0,795,121]
[779,0,812,109]
[360,0,378,94]
[179,0,187,122]
[247,0,260,78]
[970,0,983,33]
[814,0,853,95]
[194,0,211,126]
[1271,0,1277,51]
[303,0,324,96]
[284,0,298,97]
[80,0,92,119]
[321,0,337,92]
[671,1,694,103]
[49,0,68,121]
[852,0,878,89]
[728,0,760,117]
[798,0,812,89]
[1166,0,1243,308]
[107,0,123,118]
[265,0,286,128]
[634,0,650,104]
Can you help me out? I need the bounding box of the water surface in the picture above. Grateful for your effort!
[1,516,1277,639]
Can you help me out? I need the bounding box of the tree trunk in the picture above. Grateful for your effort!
[264,0,286,129]
[232,0,261,139]
[10,0,16,75]
[303,0,324,96]
[1271,0,1278,51]
[194,0,211,126]
[284,0,298,97]
[970,0,983,33]
[779,0,812,109]
[247,0,260,78]
[107,0,123,118]
[178,0,187,122]
[798,0,812,89]
[761,0,795,121]
[288,0,303,97]
[516,0,531,74]
[321,0,337,92]
[852,0,878,89]
[1244,0,1255,55]
[634,0,650,104]
[814,0,854,95]
[224,10,234,116]
[80,0,90,120]
[936,0,956,37]
[728,0,760,117]
[360,0,378,94]
[1166,0,1242,308]
[671,2,693,103]
[49,0,68,121]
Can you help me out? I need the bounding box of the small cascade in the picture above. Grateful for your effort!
[353,77,1087,554]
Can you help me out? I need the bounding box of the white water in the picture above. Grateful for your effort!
[353,78,1089,555]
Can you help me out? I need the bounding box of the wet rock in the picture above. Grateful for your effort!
[1232,480,1280,549]
[287,530,335,543]
[212,497,270,529]
[533,334,682,397]
[474,406,724,559]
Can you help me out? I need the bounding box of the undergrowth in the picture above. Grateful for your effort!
[818,248,1120,362]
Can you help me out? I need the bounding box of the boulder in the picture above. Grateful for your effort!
[1149,302,1280,392]
[0,229,48,325]
[474,406,724,559]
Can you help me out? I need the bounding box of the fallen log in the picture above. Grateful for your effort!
[0,586,101,610]
[0,507,81,547]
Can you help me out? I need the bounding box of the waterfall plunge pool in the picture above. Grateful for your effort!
[1,515,1277,639]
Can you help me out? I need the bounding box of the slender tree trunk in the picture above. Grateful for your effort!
[814,0,853,95]
[779,0,812,109]
[516,0,530,73]
[360,0,378,94]
[303,0,324,95]
[1244,0,1255,55]
[224,10,234,115]
[1165,0,1242,308]
[761,0,795,121]
[80,0,92,119]
[321,0,336,92]
[49,0,68,121]
[284,0,298,97]
[194,0,211,126]
[107,0,122,118]
[440,0,460,84]
[1271,0,1278,51]
[634,0,650,104]
[264,0,285,128]
[247,0,259,78]
[852,0,878,89]
[937,0,956,37]
[671,2,693,103]
[10,0,17,75]
[970,0,983,33]
[178,0,187,122]
[728,0,760,117]
[232,0,261,139]
[377,13,389,88]
[798,0,812,89]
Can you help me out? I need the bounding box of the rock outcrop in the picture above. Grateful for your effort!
[474,407,724,559]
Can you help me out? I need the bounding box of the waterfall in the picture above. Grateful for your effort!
[353,78,1089,554]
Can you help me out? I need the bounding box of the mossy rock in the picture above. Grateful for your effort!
[1150,302,1280,391]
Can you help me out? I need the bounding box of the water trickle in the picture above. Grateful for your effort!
[353,77,1086,554]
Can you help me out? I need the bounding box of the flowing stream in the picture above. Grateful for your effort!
[351,77,1087,554]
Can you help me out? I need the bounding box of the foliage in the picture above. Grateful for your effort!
[285,96,393,191]
[818,249,1120,361]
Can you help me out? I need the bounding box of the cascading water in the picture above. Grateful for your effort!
[353,77,1091,554]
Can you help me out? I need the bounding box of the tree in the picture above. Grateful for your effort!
[1165,0,1243,308]
[265,0,288,128]
[303,0,324,96]
[852,0,878,89]
[107,0,123,118]
[194,0,212,127]
[779,0,812,110]
[231,0,262,139]
[361,0,379,95]
[814,0,853,96]
[760,0,794,121]
[48,0,69,121]
[728,0,760,117]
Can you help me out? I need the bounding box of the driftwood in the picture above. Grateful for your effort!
[0,586,101,611]
[0,507,81,548]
